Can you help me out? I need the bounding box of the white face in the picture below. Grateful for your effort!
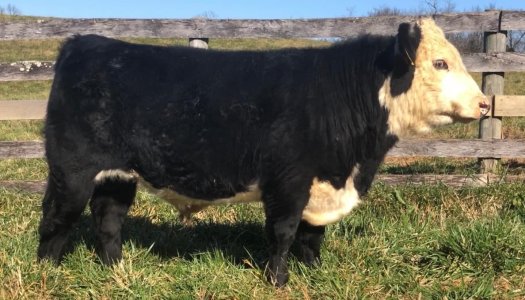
[416,19,489,126]
[380,19,490,135]
[430,57,488,125]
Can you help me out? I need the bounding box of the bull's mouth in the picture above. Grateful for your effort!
[439,102,491,124]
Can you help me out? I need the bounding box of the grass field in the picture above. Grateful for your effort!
[1,30,525,298]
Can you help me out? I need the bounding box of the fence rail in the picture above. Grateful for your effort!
[1,95,524,120]
[0,11,514,40]
[1,11,525,191]
[3,174,525,194]
[2,11,525,41]
[2,52,525,83]
[0,100,47,120]
[3,139,525,160]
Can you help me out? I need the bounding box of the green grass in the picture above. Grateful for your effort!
[0,37,329,62]
[0,81,51,101]
[0,39,62,62]
[417,116,525,140]
[1,183,524,298]
[0,157,523,298]
[0,159,47,181]
[0,120,43,141]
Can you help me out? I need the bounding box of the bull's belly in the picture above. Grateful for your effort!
[141,180,262,222]
[94,169,361,226]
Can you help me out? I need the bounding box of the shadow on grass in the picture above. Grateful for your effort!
[381,161,479,175]
[68,214,268,267]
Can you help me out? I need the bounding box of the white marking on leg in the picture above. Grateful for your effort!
[94,169,138,184]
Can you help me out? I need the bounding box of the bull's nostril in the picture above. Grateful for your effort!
[479,102,491,116]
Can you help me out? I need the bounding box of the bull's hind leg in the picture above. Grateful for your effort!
[295,221,325,266]
[89,171,137,265]
[38,170,95,263]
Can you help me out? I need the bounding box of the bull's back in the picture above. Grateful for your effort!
[46,35,286,198]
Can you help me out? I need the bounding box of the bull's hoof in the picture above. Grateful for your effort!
[36,253,60,264]
[265,265,289,287]
[97,249,122,266]
[37,234,68,265]
[298,250,321,267]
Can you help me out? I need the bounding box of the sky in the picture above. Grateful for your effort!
[1,0,523,19]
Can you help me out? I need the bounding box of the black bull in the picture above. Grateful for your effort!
[37,21,483,286]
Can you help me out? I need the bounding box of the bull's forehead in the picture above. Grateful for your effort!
[416,18,464,69]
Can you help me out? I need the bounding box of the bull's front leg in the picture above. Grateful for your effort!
[262,175,311,287]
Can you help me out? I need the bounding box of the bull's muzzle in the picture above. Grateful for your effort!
[479,101,491,117]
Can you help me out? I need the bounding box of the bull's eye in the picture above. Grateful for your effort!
[433,59,448,70]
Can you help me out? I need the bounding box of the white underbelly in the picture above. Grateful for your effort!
[94,168,361,226]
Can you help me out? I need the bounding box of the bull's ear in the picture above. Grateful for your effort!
[390,22,422,96]
[395,22,421,67]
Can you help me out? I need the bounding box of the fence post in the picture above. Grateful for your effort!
[189,38,209,49]
[479,12,506,174]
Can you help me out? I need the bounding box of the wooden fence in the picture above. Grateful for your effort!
[1,10,525,191]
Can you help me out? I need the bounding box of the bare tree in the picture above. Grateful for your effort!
[424,0,440,15]
[366,2,523,53]
[422,1,523,53]
[192,10,218,20]
[444,1,484,53]
[367,4,425,17]
[508,31,525,52]
[423,0,456,15]
[467,4,524,52]
[447,32,484,53]
[442,0,456,13]
[6,3,21,15]
[368,6,404,17]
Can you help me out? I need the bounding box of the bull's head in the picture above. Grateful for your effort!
[380,18,490,135]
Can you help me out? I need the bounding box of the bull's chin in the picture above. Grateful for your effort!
[437,113,479,124]
[429,115,454,126]
[451,115,479,123]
